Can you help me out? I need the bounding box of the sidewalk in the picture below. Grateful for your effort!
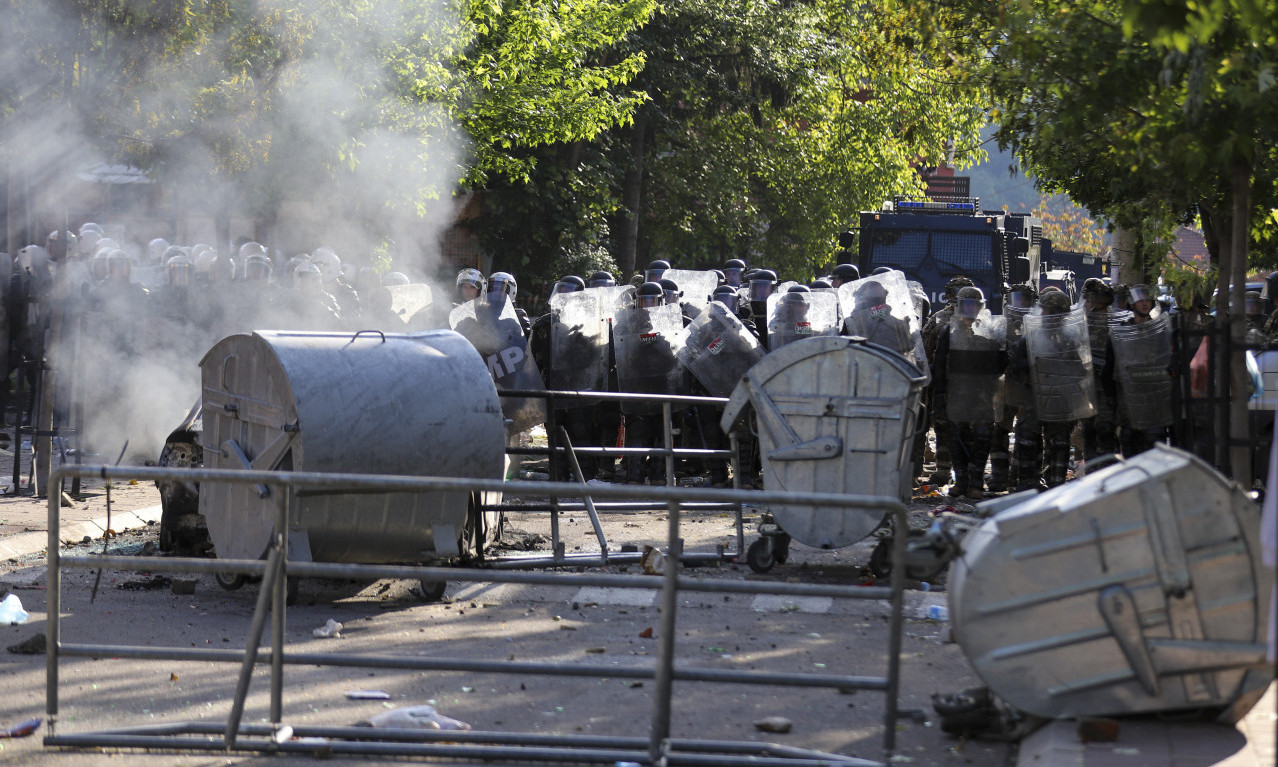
[1016,682,1276,767]
[0,447,162,564]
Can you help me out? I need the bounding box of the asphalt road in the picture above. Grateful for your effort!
[0,473,1013,767]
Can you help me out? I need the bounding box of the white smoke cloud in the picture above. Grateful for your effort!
[3,0,471,464]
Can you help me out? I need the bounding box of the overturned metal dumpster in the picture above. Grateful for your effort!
[948,444,1273,722]
[721,336,927,571]
[198,330,506,583]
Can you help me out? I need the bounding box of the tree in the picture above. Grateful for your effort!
[958,0,1278,479]
[1,0,657,258]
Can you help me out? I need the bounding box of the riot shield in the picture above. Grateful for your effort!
[1108,313,1174,430]
[946,313,1005,424]
[1024,304,1096,422]
[765,291,839,350]
[547,289,609,394]
[450,297,547,433]
[838,271,929,379]
[1085,310,1111,373]
[678,301,766,397]
[612,303,689,414]
[1000,305,1034,410]
[663,269,719,313]
[386,283,434,329]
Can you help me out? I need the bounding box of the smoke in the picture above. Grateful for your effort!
[2,0,472,463]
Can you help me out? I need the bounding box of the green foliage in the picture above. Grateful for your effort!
[960,0,1278,272]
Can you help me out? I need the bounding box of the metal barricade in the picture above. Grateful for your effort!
[45,464,910,767]
[493,389,745,568]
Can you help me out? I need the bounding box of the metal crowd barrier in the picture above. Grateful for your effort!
[45,464,910,767]
[488,389,746,568]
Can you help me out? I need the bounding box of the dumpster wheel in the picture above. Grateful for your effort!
[215,572,247,591]
[419,579,448,602]
[746,538,775,573]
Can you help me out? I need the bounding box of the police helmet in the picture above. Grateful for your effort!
[244,253,273,282]
[166,254,195,287]
[712,284,740,313]
[658,277,682,305]
[456,267,485,300]
[955,286,985,319]
[1038,288,1070,315]
[943,275,975,302]
[645,259,672,283]
[810,279,833,290]
[148,238,170,264]
[1005,282,1038,310]
[311,247,342,283]
[78,222,104,238]
[1264,271,1278,303]
[383,271,410,287]
[871,266,894,275]
[239,241,268,260]
[636,281,665,308]
[748,269,777,302]
[723,258,747,287]
[294,262,322,292]
[106,249,132,282]
[488,271,517,303]
[1129,283,1155,305]
[1245,290,1263,316]
[587,270,616,288]
[831,263,860,286]
[1082,278,1114,306]
[551,275,586,296]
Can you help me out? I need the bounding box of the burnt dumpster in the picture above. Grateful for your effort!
[720,336,927,571]
[198,330,506,596]
[948,444,1273,722]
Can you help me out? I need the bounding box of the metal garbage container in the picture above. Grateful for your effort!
[720,336,927,571]
[199,329,506,581]
[948,444,1273,722]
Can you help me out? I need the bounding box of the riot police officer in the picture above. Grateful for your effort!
[1081,278,1118,462]
[988,282,1037,492]
[1013,288,1096,489]
[919,276,974,486]
[932,287,1006,498]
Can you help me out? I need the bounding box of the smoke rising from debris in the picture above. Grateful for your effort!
[1,0,469,463]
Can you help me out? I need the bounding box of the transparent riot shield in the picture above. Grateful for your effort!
[663,269,719,313]
[1001,305,1033,409]
[1109,313,1174,430]
[1085,310,1111,373]
[946,313,1006,424]
[450,297,547,434]
[678,301,765,397]
[837,271,929,379]
[765,291,839,350]
[1024,304,1096,422]
[612,303,689,414]
[547,289,609,394]
[386,283,434,329]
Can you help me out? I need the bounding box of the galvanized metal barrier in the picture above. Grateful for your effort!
[45,464,909,767]
[493,389,746,568]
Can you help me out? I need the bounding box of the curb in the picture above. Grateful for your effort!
[0,504,163,563]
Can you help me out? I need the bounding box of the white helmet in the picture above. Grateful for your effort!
[311,247,341,283]
[294,262,322,292]
[239,241,268,260]
[147,238,170,264]
[166,254,195,287]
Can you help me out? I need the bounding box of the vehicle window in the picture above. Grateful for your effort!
[932,232,993,273]
[868,230,927,269]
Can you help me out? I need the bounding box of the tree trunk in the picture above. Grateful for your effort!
[618,111,648,281]
[1213,222,1231,474]
[1110,226,1136,285]
[1228,158,1252,485]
